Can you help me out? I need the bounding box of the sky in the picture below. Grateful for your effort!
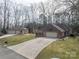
[15,0,47,6]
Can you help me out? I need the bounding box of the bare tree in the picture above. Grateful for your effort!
[2,0,7,34]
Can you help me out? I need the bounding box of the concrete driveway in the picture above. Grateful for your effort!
[0,46,27,59]
[8,37,57,59]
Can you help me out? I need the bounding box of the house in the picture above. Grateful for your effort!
[19,28,28,34]
[7,28,28,34]
[35,24,65,38]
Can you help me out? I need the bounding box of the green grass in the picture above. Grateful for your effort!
[0,34,35,46]
[36,37,79,59]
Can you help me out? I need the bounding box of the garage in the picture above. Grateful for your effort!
[35,24,65,38]
[46,32,57,38]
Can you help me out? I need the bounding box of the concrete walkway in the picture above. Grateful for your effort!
[0,34,15,39]
[8,37,57,59]
[0,46,27,59]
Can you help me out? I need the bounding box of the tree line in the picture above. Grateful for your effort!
[0,0,79,34]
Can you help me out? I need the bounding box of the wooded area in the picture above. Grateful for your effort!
[0,0,79,35]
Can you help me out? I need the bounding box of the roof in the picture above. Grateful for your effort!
[56,23,71,31]
[37,24,65,32]
[52,24,65,32]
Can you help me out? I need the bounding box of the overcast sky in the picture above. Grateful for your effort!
[15,0,47,6]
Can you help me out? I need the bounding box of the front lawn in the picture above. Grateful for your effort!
[0,34,35,46]
[36,37,79,59]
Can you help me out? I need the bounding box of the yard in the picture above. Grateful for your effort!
[0,34,35,46]
[36,37,79,59]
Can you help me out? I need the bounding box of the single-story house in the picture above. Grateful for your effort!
[35,24,65,38]
[7,28,28,34]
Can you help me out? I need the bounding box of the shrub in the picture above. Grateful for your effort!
[4,41,8,44]
[69,34,76,38]
[1,28,7,34]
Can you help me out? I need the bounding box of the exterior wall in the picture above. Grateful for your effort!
[57,32,64,38]
[36,30,65,38]
[8,29,28,34]
[35,31,46,37]
[8,30,19,34]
